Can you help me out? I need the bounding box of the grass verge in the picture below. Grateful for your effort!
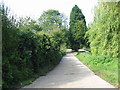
[76,52,118,87]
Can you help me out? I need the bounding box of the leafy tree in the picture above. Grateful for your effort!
[38,9,68,50]
[38,9,67,32]
[18,17,42,32]
[68,5,87,50]
[86,2,120,57]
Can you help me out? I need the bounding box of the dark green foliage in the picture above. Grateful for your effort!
[70,5,85,24]
[2,5,64,88]
[68,5,87,50]
[2,5,21,88]
[86,2,120,57]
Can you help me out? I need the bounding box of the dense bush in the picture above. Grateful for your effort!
[86,2,120,57]
[2,5,64,88]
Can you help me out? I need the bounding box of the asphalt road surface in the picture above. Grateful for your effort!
[22,53,115,88]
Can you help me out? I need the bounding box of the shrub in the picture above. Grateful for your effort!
[2,5,64,88]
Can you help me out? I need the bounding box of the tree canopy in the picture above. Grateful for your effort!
[38,9,67,32]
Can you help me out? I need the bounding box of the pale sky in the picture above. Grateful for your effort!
[2,0,98,25]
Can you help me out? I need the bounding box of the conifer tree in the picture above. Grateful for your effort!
[69,5,87,50]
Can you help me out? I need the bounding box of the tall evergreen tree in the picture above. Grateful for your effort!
[68,5,87,50]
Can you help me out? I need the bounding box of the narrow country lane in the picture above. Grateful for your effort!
[22,53,115,88]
